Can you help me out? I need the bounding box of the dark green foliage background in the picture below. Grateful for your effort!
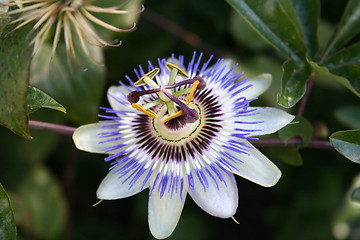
[0,0,359,239]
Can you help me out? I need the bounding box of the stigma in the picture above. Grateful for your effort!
[127,62,206,123]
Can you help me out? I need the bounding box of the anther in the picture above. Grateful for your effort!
[133,68,171,102]
[186,80,199,104]
[134,68,160,87]
[161,110,184,123]
[166,62,189,78]
[131,103,157,118]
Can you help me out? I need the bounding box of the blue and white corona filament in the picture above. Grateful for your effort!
[73,53,294,239]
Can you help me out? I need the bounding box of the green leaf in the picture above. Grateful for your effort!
[309,60,360,97]
[271,147,303,166]
[335,106,360,129]
[229,11,269,50]
[226,0,307,64]
[0,24,32,138]
[278,116,313,147]
[322,0,360,60]
[28,86,66,114]
[323,42,360,94]
[327,64,360,94]
[18,165,67,239]
[277,60,312,108]
[325,42,360,67]
[330,130,360,163]
[0,183,17,240]
[30,38,105,124]
[290,0,320,58]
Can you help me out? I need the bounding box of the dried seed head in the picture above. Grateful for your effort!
[2,0,144,62]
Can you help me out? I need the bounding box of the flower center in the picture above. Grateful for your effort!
[152,102,203,142]
[127,62,207,125]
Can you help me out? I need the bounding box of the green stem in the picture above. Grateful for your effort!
[28,120,334,149]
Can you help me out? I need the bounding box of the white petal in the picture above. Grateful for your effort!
[148,187,186,239]
[73,123,119,154]
[203,58,236,83]
[107,86,134,112]
[215,59,234,79]
[96,163,150,200]
[188,169,238,218]
[242,73,272,99]
[236,107,295,136]
[231,141,281,187]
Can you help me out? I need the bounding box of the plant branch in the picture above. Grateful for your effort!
[249,138,333,149]
[141,8,228,58]
[28,120,333,149]
[297,76,314,116]
[29,120,76,136]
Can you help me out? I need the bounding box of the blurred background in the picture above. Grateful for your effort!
[1,0,360,239]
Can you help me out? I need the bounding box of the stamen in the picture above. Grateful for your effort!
[135,71,171,102]
[165,100,177,116]
[165,62,189,114]
[186,80,199,104]
[131,103,157,118]
[168,68,177,85]
[162,110,184,123]
[134,68,160,87]
[166,62,189,78]
[128,65,206,123]
[142,99,164,110]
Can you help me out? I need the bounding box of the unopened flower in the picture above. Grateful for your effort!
[73,53,295,239]
[2,0,143,59]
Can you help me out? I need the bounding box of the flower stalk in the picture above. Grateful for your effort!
[29,119,333,149]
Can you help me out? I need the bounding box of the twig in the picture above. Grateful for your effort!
[29,120,76,136]
[141,9,227,58]
[297,76,314,116]
[249,138,333,150]
[28,120,333,149]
